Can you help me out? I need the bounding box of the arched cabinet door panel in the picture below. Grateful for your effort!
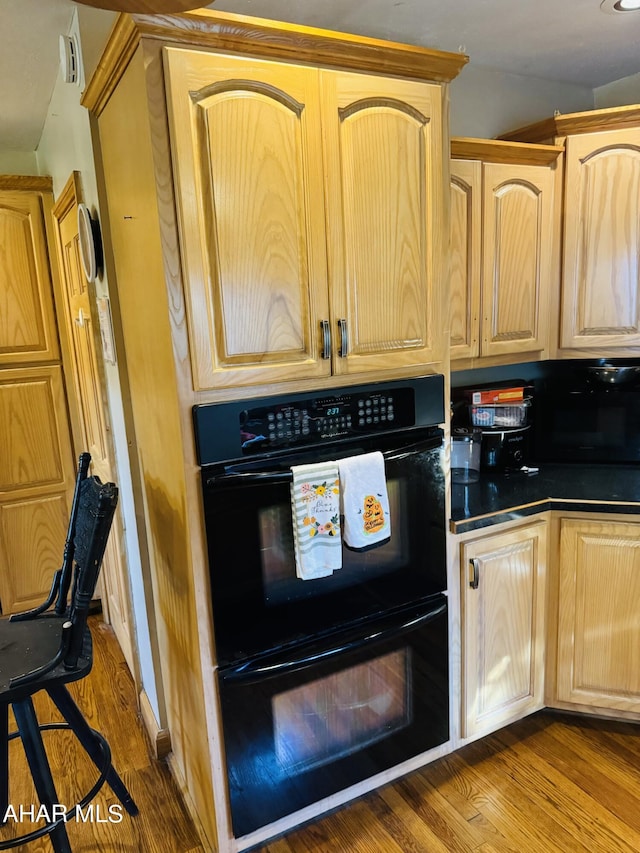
[322,71,444,376]
[449,160,481,360]
[164,49,331,390]
[562,128,640,349]
[481,163,554,357]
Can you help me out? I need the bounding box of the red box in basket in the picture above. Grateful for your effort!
[468,387,525,405]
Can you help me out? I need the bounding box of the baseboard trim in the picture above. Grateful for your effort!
[139,688,171,759]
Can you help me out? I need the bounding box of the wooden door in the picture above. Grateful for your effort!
[561,127,640,349]
[462,521,547,739]
[450,159,481,360]
[0,185,75,613]
[481,163,554,357]
[0,191,60,367]
[557,519,640,714]
[322,70,444,375]
[52,174,135,675]
[163,48,331,390]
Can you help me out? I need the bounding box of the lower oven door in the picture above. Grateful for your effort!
[217,595,449,838]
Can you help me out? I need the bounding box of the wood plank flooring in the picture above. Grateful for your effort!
[0,616,204,853]
[3,616,639,852]
[257,712,640,853]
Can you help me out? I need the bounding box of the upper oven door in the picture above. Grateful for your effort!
[202,428,446,665]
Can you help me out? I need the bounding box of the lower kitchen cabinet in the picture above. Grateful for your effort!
[460,520,548,739]
[555,518,640,715]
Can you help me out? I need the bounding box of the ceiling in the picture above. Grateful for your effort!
[2,0,640,152]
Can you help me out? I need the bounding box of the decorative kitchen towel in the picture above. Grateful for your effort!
[338,451,391,551]
[290,461,342,580]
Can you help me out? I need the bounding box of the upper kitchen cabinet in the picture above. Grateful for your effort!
[164,49,448,390]
[501,105,640,353]
[450,138,562,367]
[0,188,60,366]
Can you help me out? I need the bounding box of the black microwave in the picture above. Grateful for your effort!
[534,368,640,464]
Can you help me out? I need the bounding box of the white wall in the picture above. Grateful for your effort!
[594,71,640,108]
[0,150,39,174]
[450,62,594,138]
[36,8,163,727]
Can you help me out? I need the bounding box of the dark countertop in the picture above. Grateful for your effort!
[450,464,640,533]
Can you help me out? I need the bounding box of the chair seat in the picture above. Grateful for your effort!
[0,615,92,701]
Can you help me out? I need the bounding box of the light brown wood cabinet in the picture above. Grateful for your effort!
[500,105,640,355]
[450,139,561,366]
[165,49,447,390]
[460,519,547,739]
[562,127,640,350]
[0,181,75,614]
[555,518,640,715]
[83,11,466,849]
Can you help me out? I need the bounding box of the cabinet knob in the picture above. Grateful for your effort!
[320,319,331,359]
[469,558,479,589]
[338,318,349,357]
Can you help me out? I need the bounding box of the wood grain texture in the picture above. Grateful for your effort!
[164,49,331,390]
[451,137,563,166]
[323,71,445,376]
[556,518,640,714]
[499,103,640,144]
[560,126,640,349]
[0,617,204,852]
[96,45,218,849]
[481,162,554,357]
[449,159,481,359]
[321,71,447,375]
[254,711,640,853]
[461,522,547,740]
[81,9,468,118]
[0,175,53,192]
[0,190,60,365]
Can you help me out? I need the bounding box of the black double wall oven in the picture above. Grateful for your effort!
[194,375,449,838]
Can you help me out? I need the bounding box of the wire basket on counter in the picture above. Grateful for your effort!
[469,398,531,428]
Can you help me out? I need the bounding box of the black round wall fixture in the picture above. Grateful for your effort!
[77,203,103,283]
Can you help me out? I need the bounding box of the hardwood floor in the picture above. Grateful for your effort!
[3,617,640,852]
[1,616,204,853]
[257,712,640,853]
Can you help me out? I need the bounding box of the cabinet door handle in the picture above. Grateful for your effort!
[338,318,348,357]
[469,558,479,589]
[321,319,331,359]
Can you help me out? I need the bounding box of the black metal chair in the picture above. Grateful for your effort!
[0,452,138,851]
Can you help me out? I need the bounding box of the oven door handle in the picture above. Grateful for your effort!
[206,434,443,488]
[220,599,447,684]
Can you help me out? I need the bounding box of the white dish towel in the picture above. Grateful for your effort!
[290,461,342,580]
[338,451,391,551]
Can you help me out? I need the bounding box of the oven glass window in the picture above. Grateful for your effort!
[272,648,411,772]
[258,479,406,606]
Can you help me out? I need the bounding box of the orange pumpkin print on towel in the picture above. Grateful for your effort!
[361,494,386,535]
[302,478,340,537]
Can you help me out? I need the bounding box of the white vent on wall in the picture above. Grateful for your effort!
[59,33,81,85]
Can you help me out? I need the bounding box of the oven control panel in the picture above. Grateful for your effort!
[193,374,445,465]
[242,389,410,451]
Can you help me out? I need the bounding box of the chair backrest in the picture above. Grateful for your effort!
[64,475,119,668]
[55,451,92,615]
